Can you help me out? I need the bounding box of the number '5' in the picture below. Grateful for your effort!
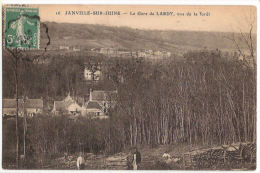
[7,35,13,44]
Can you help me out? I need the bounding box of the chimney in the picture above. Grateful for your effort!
[89,88,93,101]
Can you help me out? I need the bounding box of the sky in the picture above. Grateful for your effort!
[5,5,258,33]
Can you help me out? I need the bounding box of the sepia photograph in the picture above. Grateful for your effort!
[1,3,257,171]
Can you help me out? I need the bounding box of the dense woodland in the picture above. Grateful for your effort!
[2,49,256,168]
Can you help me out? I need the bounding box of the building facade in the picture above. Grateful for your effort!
[52,94,83,116]
[84,67,101,81]
[83,89,117,119]
[2,98,43,117]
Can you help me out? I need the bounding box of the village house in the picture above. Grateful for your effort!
[84,67,101,81]
[83,100,105,118]
[52,94,83,116]
[100,48,116,55]
[73,47,80,51]
[154,50,163,56]
[166,51,171,57]
[146,49,153,55]
[2,98,43,118]
[90,89,117,110]
[118,51,132,58]
[137,51,147,58]
[59,46,70,50]
[83,89,117,119]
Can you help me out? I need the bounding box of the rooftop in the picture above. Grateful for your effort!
[91,90,117,102]
[3,99,43,109]
[53,101,67,112]
[86,101,103,110]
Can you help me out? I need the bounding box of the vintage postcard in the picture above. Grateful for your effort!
[1,3,257,171]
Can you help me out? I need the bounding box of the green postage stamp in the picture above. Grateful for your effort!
[4,7,40,49]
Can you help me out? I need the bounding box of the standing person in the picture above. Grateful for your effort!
[76,152,85,170]
[132,154,137,170]
[133,147,141,170]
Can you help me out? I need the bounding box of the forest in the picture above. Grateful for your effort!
[2,49,256,168]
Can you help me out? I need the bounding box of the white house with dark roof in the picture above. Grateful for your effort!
[52,94,83,115]
[2,98,43,117]
[84,101,106,118]
[84,66,101,81]
[90,89,117,109]
[83,89,117,119]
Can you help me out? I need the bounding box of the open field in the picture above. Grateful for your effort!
[3,143,255,170]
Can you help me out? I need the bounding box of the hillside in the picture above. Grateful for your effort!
[40,22,252,54]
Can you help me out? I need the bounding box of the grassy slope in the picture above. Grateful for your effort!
[40,22,252,53]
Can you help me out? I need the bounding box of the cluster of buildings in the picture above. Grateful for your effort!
[91,48,171,59]
[59,46,80,51]
[3,98,43,118]
[2,89,117,120]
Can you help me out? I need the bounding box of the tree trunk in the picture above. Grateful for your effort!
[23,99,27,160]
[15,56,19,168]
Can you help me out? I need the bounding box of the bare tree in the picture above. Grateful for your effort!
[224,12,256,142]
[224,9,256,69]
[4,21,50,168]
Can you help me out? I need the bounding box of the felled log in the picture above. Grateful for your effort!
[183,142,256,169]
